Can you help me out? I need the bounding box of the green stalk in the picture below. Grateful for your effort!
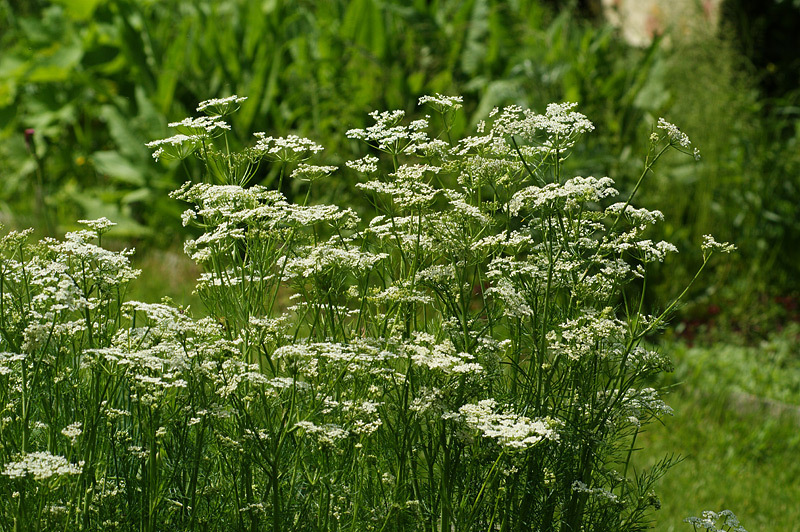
[633,253,711,343]
[606,143,670,237]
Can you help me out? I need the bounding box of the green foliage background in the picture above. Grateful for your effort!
[1,2,799,526]
[2,0,798,326]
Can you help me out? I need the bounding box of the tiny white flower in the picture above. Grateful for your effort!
[701,235,736,255]
[196,95,247,115]
[168,115,231,135]
[290,163,338,182]
[3,452,83,480]
[77,217,116,234]
[145,134,202,161]
[345,154,380,173]
[418,93,463,111]
[253,133,324,162]
[657,118,691,148]
[61,422,83,445]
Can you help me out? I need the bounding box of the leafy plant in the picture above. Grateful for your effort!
[0,96,736,531]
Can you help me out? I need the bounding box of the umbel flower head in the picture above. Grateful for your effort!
[657,117,701,160]
[168,115,231,136]
[3,452,83,481]
[145,134,202,162]
[684,509,748,532]
[701,234,736,255]
[196,95,247,116]
[77,217,116,236]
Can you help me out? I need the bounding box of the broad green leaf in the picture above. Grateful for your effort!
[121,188,152,204]
[50,0,106,20]
[27,42,84,83]
[92,151,146,186]
[100,101,151,161]
[67,193,152,237]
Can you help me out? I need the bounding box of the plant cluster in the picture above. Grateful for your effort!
[2,1,796,330]
[685,509,748,532]
[0,96,736,531]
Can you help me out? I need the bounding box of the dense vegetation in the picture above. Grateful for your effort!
[0,0,798,530]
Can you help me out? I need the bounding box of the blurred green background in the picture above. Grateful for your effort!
[1,0,798,529]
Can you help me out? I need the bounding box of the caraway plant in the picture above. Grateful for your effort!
[0,95,739,531]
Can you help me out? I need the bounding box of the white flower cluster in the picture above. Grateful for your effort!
[2,451,83,481]
[486,253,584,309]
[418,93,463,112]
[253,133,324,162]
[486,277,533,318]
[312,396,384,436]
[490,102,594,144]
[295,421,350,447]
[287,204,359,229]
[211,358,285,398]
[291,163,338,182]
[402,333,483,375]
[570,480,619,504]
[415,264,458,289]
[4,229,138,338]
[409,386,445,415]
[457,155,524,189]
[547,309,627,362]
[365,215,435,256]
[145,133,202,162]
[403,137,450,157]
[614,238,678,263]
[443,189,489,224]
[701,235,736,255]
[168,115,231,135]
[196,95,247,114]
[684,510,747,532]
[345,154,380,174]
[457,399,560,450]
[367,283,433,307]
[48,230,137,275]
[605,203,664,226]
[121,300,195,337]
[274,340,397,379]
[278,241,387,283]
[172,182,290,234]
[346,109,432,154]
[627,387,673,417]
[0,351,25,376]
[77,217,116,234]
[357,164,441,209]
[510,176,617,215]
[656,118,691,148]
[600,202,680,263]
[61,421,83,445]
[656,118,701,160]
[612,387,674,428]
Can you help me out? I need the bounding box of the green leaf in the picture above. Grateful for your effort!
[27,42,84,83]
[341,0,386,60]
[100,101,150,161]
[50,0,106,20]
[92,151,146,186]
[121,188,152,204]
[67,193,152,238]
[460,0,488,76]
